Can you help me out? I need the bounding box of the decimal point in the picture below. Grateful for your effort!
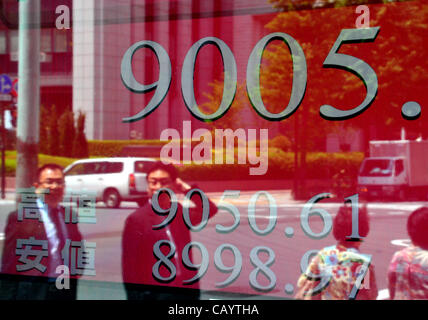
[284,227,294,238]
[401,101,421,120]
[284,283,294,295]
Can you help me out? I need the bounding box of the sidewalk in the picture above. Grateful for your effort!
[207,189,302,205]
[0,191,16,202]
[0,177,340,205]
[0,188,301,205]
[1,177,304,203]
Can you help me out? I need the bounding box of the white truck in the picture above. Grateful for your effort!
[357,140,428,201]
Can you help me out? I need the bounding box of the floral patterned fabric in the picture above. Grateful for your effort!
[388,245,428,300]
[295,244,378,300]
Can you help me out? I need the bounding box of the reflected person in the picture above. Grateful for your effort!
[388,207,428,300]
[121,161,218,300]
[295,203,378,300]
[0,164,83,300]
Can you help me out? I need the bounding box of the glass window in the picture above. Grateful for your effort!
[0,31,6,54]
[134,161,150,173]
[360,159,393,177]
[40,29,51,52]
[54,29,67,53]
[106,162,123,174]
[2,0,428,303]
[395,159,404,176]
[65,163,85,176]
[85,162,110,174]
[9,30,18,53]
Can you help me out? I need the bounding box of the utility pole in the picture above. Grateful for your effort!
[1,105,6,199]
[16,0,40,192]
[293,110,300,200]
[1,105,5,199]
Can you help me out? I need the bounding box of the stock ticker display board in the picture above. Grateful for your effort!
[0,0,428,303]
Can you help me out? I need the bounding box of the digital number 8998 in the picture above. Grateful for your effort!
[150,189,372,299]
[152,240,371,299]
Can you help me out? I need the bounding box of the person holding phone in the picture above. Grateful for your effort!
[121,161,218,300]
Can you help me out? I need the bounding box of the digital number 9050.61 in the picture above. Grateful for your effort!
[152,188,366,240]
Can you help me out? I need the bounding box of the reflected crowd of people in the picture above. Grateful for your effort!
[0,162,427,300]
[295,203,428,300]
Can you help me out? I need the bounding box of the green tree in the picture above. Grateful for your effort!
[260,0,428,197]
[39,104,60,156]
[58,110,75,157]
[200,80,252,131]
[39,104,49,154]
[260,0,428,143]
[72,111,89,158]
[47,105,60,156]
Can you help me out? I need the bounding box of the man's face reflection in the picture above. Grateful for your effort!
[35,168,65,208]
[147,169,174,198]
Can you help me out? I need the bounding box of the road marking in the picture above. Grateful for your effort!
[276,203,420,209]
[0,233,4,241]
[391,239,411,247]
[369,203,421,210]
[377,289,390,300]
[0,200,16,205]
[388,211,406,215]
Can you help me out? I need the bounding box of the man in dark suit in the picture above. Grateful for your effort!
[0,164,83,300]
[121,162,218,300]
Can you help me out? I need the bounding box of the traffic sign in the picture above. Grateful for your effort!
[0,74,12,94]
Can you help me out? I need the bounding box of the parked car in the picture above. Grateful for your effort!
[63,157,156,208]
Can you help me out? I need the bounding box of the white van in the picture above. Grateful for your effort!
[63,157,156,208]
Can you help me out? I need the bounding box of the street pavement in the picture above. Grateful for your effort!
[0,188,422,300]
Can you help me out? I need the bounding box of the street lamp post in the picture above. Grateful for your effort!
[0,95,15,199]
[1,104,5,199]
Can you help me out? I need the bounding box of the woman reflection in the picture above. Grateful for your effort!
[388,207,428,300]
[295,203,378,300]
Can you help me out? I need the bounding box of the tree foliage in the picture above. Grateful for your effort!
[72,111,89,158]
[58,110,75,158]
[261,0,428,144]
[200,79,252,131]
[39,106,89,158]
[40,104,60,156]
[194,0,427,156]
